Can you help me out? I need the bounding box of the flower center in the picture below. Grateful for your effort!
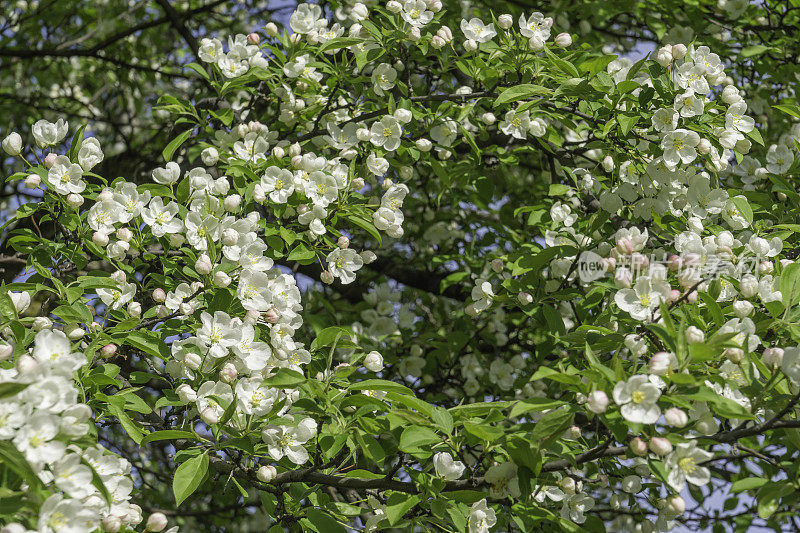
[631,390,646,404]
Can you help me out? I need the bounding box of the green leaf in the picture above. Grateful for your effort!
[162,128,193,162]
[67,123,89,161]
[140,430,198,446]
[263,368,305,388]
[350,379,414,395]
[509,398,566,418]
[305,508,348,533]
[530,407,573,442]
[774,104,800,120]
[0,441,44,490]
[173,452,209,506]
[463,421,503,442]
[618,114,639,136]
[346,215,382,245]
[730,477,768,493]
[0,383,28,399]
[740,45,771,58]
[781,263,800,308]
[399,426,440,451]
[318,36,363,52]
[108,404,145,444]
[385,494,420,526]
[729,196,753,225]
[493,84,549,106]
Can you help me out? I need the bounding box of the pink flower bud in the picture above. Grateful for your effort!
[664,407,688,428]
[587,390,609,414]
[92,231,109,247]
[116,227,133,242]
[101,344,117,358]
[649,351,673,376]
[630,437,648,456]
[491,258,504,273]
[667,255,682,271]
[110,270,126,283]
[101,515,122,533]
[265,307,280,324]
[145,513,168,532]
[0,344,13,361]
[337,236,350,249]
[219,363,237,383]
[247,32,260,45]
[24,174,41,189]
[16,354,38,374]
[44,153,57,168]
[320,270,334,284]
[725,348,744,363]
[666,289,681,304]
[152,288,166,302]
[201,406,219,425]
[555,33,572,48]
[195,254,212,275]
[648,437,673,456]
[351,177,365,190]
[616,237,633,255]
[66,193,84,208]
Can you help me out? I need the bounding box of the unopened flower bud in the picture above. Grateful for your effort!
[464,39,478,52]
[195,254,212,275]
[554,33,572,48]
[66,324,85,340]
[179,302,194,315]
[517,291,533,304]
[667,495,685,515]
[145,512,168,532]
[481,112,496,125]
[602,155,615,172]
[219,363,238,383]
[101,515,122,533]
[2,132,22,155]
[649,351,673,376]
[92,231,109,247]
[337,236,350,249]
[685,326,705,344]
[629,436,648,456]
[733,300,754,318]
[17,354,38,374]
[671,43,687,59]
[110,269,126,283]
[127,301,142,317]
[116,227,133,243]
[212,271,231,288]
[32,317,53,331]
[224,194,241,212]
[288,142,301,157]
[655,45,673,67]
[364,351,384,372]
[697,138,712,155]
[246,32,260,46]
[200,406,219,425]
[257,465,277,482]
[320,270,334,284]
[587,390,609,414]
[100,344,118,358]
[175,384,197,404]
[152,288,166,302]
[44,153,57,168]
[649,437,673,456]
[725,347,744,363]
[264,22,279,37]
[415,138,432,152]
[763,347,784,369]
[491,258,504,273]
[183,352,203,370]
[664,407,688,428]
[497,14,513,29]
[24,174,41,189]
[386,0,402,13]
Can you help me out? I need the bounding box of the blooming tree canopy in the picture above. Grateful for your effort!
[2,0,800,531]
